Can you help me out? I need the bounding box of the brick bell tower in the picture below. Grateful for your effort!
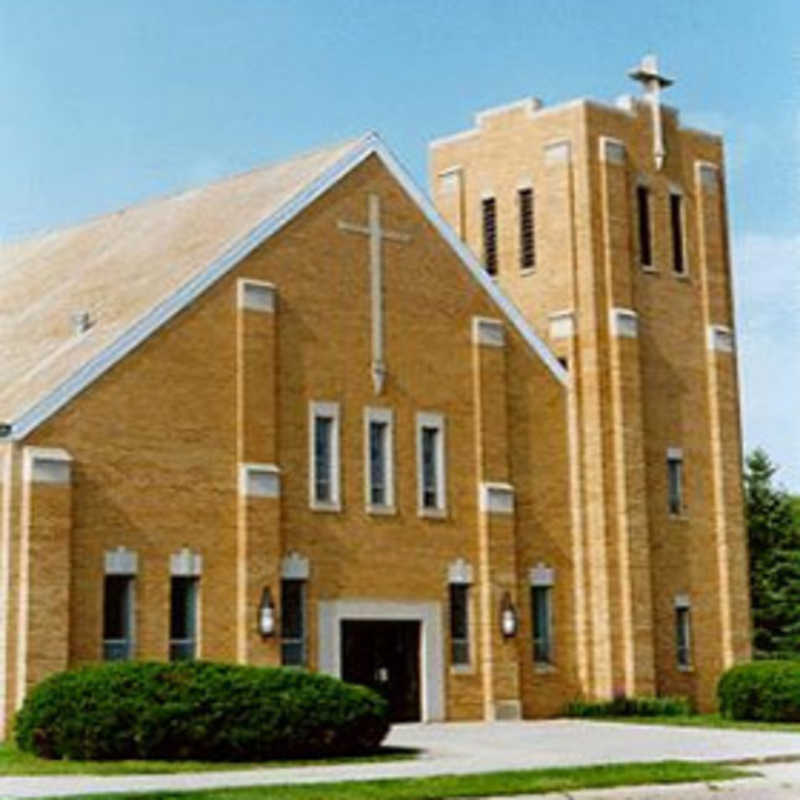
[428,55,751,711]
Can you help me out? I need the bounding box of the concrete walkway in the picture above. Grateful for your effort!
[2,720,800,797]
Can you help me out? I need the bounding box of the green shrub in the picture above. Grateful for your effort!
[15,661,390,761]
[718,660,800,722]
[564,695,692,718]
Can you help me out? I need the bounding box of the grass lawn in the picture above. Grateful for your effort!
[40,762,753,800]
[591,713,800,733]
[0,743,418,776]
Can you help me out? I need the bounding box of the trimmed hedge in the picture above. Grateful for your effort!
[565,695,692,718]
[15,661,390,761]
[718,661,800,722]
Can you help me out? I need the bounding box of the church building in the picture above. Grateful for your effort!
[0,57,750,733]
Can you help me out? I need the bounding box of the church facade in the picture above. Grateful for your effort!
[0,61,750,734]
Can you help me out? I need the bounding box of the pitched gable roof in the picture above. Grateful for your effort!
[0,133,566,440]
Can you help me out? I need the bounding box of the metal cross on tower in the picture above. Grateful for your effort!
[338,193,411,394]
[628,54,674,171]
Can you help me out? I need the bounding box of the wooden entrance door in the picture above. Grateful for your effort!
[340,620,421,722]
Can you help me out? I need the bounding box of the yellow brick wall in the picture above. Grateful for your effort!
[4,155,573,726]
[430,97,751,711]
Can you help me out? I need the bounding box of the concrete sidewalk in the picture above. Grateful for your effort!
[1,720,800,798]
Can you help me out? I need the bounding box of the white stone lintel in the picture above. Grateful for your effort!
[610,307,639,338]
[447,557,473,585]
[599,136,626,164]
[695,160,720,192]
[674,593,691,609]
[105,546,138,576]
[667,447,684,461]
[472,316,505,348]
[281,550,310,580]
[549,310,575,340]
[238,279,276,313]
[529,562,555,587]
[239,462,281,498]
[708,324,734,353]
[478,482,515,515]
[22,446,72,485]
[171,547,202,577]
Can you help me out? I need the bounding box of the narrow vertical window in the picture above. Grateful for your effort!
[449,583,470,666]
[482,196,497,276]
[675,603,692,668]
[417,412,446,515]
[365,408,394,511]
[281,579,306,666]
[636,185,652,267]
[314,417,333,502]
[310,402,340,510]
[369,421,387,504]
[670,192,685,274]
[667,449,684,515]
[422,427,438,508]
[531,585,553,664]
[518,188,535,270]
[170,576,198,661]
[103,575,134,660]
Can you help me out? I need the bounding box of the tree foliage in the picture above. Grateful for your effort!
[745,449,800,657]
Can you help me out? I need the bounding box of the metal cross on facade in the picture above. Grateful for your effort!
[629,54,674,171]
[338,193,411,394]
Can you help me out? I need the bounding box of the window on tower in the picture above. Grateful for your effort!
[667,448,684,515]
[531,585,553,664]
[636,185,653,268]
[482,196,497,276]
[675,599,692,669]
[518,188,535,271]
[449,583,471,666]
[670,192,685,274]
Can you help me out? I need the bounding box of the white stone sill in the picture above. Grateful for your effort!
[366,504,397,516]
[310,501,341,513]
[419,507,447,520]
[534,663,557,675]
[450,664,475,676]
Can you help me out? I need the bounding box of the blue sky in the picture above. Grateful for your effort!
[1,0,798,488]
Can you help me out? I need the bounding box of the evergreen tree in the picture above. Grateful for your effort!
[745,449,800,656]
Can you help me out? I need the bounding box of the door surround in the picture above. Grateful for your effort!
[318,599,444,721]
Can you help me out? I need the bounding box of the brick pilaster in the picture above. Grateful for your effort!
[598,138,656,696]
[17,447,72,707]
[236,279,281,665]
[472,317,521,720]
[694,162,751,708]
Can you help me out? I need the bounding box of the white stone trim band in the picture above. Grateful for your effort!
[529,563,555,587]
[549,310,575,340]
[238,279,276,313]
[478,482,515,514]
[22,447,72,485]
[105,546,138,576]
[447,558,473,585]
[708,325,734,353]
[239,463,281,498]
[171,547,203,577]
[610,308,639,338]
[281,551,310,580]
[472,317,505,348]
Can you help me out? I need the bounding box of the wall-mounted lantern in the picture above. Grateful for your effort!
[500,591,518,638]
[258,587,275,638]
